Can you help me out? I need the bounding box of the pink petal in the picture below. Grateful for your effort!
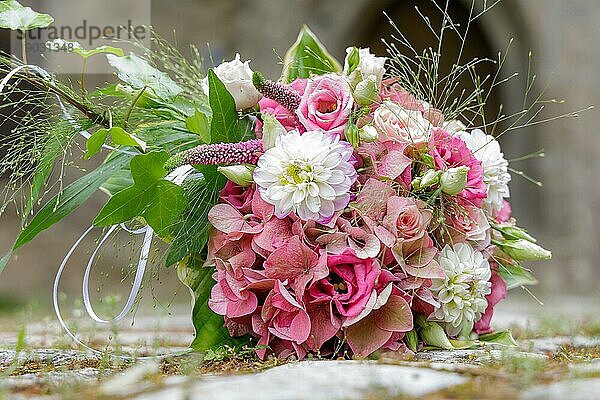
[373,295,413,332]
[264,236,319,281]
[346,314,393,358]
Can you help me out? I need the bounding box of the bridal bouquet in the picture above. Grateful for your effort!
[0,1,555,359]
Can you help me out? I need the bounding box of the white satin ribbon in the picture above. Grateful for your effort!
[1,63,198,358]
[52,165,195,359]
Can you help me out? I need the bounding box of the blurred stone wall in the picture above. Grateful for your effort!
[0,0,598,305]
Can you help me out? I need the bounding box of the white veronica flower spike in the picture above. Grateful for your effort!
[431,243,492,337]
[254,129,357,223]
[459,129,511,212]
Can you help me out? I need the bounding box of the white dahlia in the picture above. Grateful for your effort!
[254,129,357,222]
[431,243,492,337]
[458,129,511,212]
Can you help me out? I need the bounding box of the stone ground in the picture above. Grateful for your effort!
[0,297,599,400]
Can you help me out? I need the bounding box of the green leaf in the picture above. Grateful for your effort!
[85,127,146,159]
[207,69,254,143]
[497,260,538,290]
[166,165,227,266]
[185,110,211,143]
[107,53,183,101]
[177,255,240,351]
[0,0,53,31]
[0,252,12,275]
[12,153,131,251]
[145,180,187,237]
[46,39,123,59]
[25,121,83,218]
[479,329,518,347]
[100,168,133,197]
[281,24,342,82]
[93,151,186,238]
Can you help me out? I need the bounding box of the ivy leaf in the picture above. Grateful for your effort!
[100,168,133,197]
[166,165,227,266]
[107,53,183,101]
[207,69,254,143]
[0,0,54,31]
[93,151,186,238]
[281,24,342,82]
[185,110,211,143]
[177,255,242,351]
[46,39,123,59]
[85,126,146,159]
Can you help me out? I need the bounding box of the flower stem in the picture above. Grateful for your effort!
[124,86,146,129]
[21,32,27,65]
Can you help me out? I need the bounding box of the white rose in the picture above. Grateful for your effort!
[201,53,262,110]
[344,47,386,87]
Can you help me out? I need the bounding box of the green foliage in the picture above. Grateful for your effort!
[47,39,123,59]
[185,110,211,143]
[177,255,241,351]
[100,168,133,197]
[207,69,254,143]
[15,153,131,250]
[281,24,342,82]
[24,120,85,218]
[93,151,187,238]
[0,0,54,31]
[0,153,132,274]
[497,260,538,290]
[479,329,518,347]
[107,53,183,101]
[166,166,226,266]
[85,126,146,159]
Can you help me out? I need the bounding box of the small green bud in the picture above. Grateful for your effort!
[345,46,360,75]
[416,315,453,350]
[345,123,359,149]
[494,239,552,261]
[218,165,255,187]
[261,112,286,150]
[347,68,363,90]
[493,224,537,243]
[353,74,379,106]
[440,166,470,196]
[358,125,378,143]
[421,169,442,189]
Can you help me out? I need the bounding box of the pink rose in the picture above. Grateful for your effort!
[446,203,491,245]
[257,78,307,134]
[297,74,353,137]
[375,196,432,248]
[307,249,380,318]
